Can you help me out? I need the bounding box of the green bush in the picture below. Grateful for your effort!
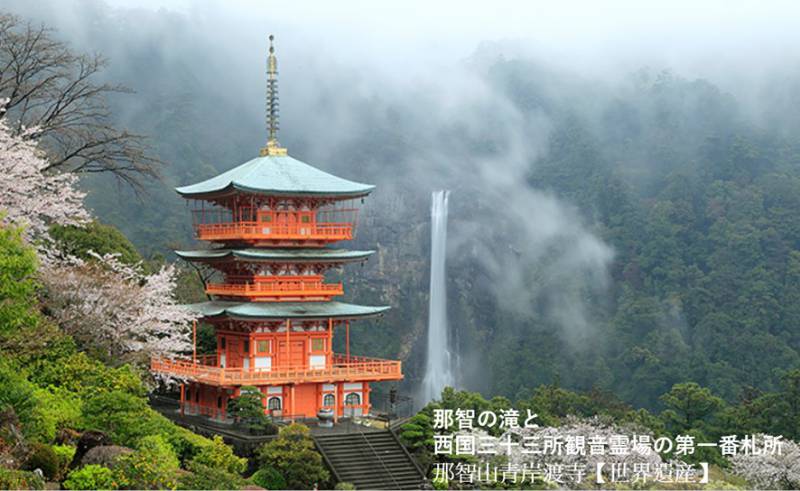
[81,390,170,447]
[31,352,145,399]
[114,434,179,490]
[257,423,329,490]
[188,435,246,474]
[0,468,45,490]
[63,465,117,490]
[26,387,82,443]
[166,426,217,464]
[23,443,60,480]
[50,221,142,266]
[334,482,356,490]
[0,223,39,337]
[250,467,287,490]
[0,359,38,437]
[176,435,245,490]
[228,386,272,433]
[52,445,77,481]
[180,462,244,490]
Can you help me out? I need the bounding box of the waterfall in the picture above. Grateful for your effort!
[421,190,455,404]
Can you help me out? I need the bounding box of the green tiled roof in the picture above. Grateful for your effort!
[175,155,374,198]
[187,301,390,320]
[175,248,374,264]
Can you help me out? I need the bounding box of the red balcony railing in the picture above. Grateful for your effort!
[151,353,402,386]
[205,277,344,300]
[195,221,353,243]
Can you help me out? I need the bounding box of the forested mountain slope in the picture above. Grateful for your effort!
[6,1,800,412]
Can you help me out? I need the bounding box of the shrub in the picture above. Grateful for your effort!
[188,435,246,474]
[32,353,145,399]
[63,465,117,490]
[251,467,287,490]
[52,444,77,480]
[180,462,245,490]
[228,386,272,433]
[113,435,179,490]
[0,468,45,490]
[23,443,59,480]
[334,482,356,490]
[257,423,329,489]
[176,435,245,490]
[0,359,37,435]
[165,426,216,464]
[50,221,141,266]
[80,390,168,447]
[0,223,39,337]
[26,387,82,443]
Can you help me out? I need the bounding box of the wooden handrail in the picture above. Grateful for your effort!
[195,221,353,241]
[205,280,343,295]
[152,353,402,386]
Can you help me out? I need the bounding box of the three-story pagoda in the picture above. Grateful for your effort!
[151,36,402,421]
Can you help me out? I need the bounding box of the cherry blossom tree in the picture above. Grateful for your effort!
[0,100,89,244]
[41,252,194,361]
[0,98,195,362]
[730,435,800,489]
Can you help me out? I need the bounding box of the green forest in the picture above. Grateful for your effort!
[2,0,800,489]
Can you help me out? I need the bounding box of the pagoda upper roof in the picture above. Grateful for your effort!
[175,155,374,199]
[187,300,390,320]
[175,248,374,264]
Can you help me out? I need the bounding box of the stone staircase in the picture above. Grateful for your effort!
[314,430,426,489]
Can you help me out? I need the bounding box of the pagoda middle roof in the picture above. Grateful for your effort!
[187,301,390,320]
[175,155,375,199]
[175,248,374,263]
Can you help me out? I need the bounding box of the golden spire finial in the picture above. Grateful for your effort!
[261,34,287,156]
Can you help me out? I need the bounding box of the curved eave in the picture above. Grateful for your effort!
[175,182,375,201]
[186,301,390,321]
[174,155,375,200]
[175,248,375,264]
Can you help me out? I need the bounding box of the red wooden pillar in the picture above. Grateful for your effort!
[290,384,296,422]
[345,320,350,363]
[192,320,197,364]
[286,319,291,368]
[179,383,185,416]
[327,318,333,366]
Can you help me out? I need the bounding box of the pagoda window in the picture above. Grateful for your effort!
[257,340,270,353]
[311,338,325,352]
[309,355,325,369]
[323,393,335,407]
[267,397,282,411]
[217,396,223,408]
[345,393,361,406]
[243,340,250,354]
[219,337,226,349]
[255,356,271,371]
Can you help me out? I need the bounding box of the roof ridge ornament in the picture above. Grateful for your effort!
[261,34,288,157]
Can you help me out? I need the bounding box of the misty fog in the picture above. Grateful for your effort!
[6,0,800,403]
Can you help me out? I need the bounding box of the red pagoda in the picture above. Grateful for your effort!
[151,36,402,421]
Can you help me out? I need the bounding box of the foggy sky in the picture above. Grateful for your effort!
[100,0,800,87]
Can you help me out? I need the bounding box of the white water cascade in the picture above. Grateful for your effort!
[421,190,455,404]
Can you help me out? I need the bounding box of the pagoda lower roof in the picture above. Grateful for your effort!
[175,248,374,264]
[175,155,374,199]
[186,301,390,320]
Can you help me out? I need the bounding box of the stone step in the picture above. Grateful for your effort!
[314,430,425,490]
